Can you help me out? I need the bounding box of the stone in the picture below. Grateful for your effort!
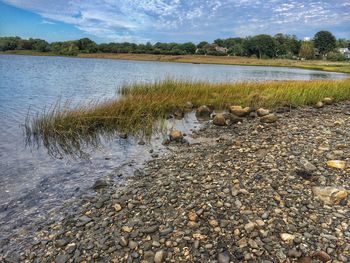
[288,249,302,258]
[312,186,348,205]
[257,108,270,117]
[301,159,317,172]
[154,250,165,263]
[188,211,198,221]
[196,105,212,118]
[213,113,227,126]
[122,226,133,233]
[326,160,346,169]
[260,114,278,123]
[297,257,313,263]
[313,251,331,262]
[323,97,334,105]
[169,130,183,141]
[218,251,230,263]
[280,233,295,242]
[209,219,219,227]
[92,179,108,190]
[113,203,122,212]
[244,222,256,232]
[129,240,138,250]
[315,101,324,108]
[119,237,128,247]
[229,105,251,117]
[55,254,68,263]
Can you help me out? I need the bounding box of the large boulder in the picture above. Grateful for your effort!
[196,105,212,118]
[260,114,278,123]
[256,108,270,117]
[229,106,251,117]
[213,113,227,126]
[322,97,334,105]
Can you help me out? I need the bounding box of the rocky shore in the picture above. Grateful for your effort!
[1,100,350,263]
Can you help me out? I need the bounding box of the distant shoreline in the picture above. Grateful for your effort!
[1,50,350,74]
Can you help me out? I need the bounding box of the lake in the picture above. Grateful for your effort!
[0,54,347,241]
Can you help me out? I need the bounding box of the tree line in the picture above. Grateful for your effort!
[1,31,349,61]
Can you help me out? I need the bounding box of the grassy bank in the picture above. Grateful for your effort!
[26,78,350,157]
[2,50,350,73]
[79,53,350,74]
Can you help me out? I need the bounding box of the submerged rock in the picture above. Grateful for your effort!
[92,179,108,190]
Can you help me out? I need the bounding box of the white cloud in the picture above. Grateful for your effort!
[3,0,350,42]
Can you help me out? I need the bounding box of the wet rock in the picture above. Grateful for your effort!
[260,114,278,123]
[312,186,348,205]
[92,179,108,190]
[257,108,270,117]
[229,105,251,117]
[169,130,183,141]
[119,133,128,139]
[196,105,212,118]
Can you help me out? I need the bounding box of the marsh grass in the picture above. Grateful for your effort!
[25,78,350,158]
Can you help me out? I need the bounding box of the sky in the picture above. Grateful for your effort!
[0,0,349,44]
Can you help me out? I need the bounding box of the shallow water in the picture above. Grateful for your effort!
[0,54,347,240]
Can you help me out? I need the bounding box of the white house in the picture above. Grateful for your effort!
[338,48,350,59]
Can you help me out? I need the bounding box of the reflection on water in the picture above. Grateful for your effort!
[0,54,348,242]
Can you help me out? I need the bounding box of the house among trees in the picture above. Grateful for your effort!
[214,45,228,54]
[338,48,350,59]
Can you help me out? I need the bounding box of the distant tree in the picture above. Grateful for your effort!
[214,39,225,47]
[299,41,315,59]
[228,43,244,56]
[77,38,98,53]
[245,35,276,58]
[197,41,208,49]
[180,42,196,54]
[336,38,349,48]
[314,31,336,56]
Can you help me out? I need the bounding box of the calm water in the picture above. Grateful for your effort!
[0,54,347,240]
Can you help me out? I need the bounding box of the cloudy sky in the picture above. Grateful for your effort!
[0,0,349,43]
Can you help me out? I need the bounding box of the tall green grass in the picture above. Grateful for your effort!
[25,78,350,157]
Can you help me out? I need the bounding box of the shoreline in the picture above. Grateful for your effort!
[1,51,350,74]
[2,102,349,262]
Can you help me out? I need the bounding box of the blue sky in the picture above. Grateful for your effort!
[0,0,349,43]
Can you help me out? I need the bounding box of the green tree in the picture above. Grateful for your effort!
[180,42,196,54]
[245,35,276,58]
[197,41,208,49]
[314,31,336,56]
[299,41,315,59]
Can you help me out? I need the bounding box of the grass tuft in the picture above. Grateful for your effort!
[25,78,350,158]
